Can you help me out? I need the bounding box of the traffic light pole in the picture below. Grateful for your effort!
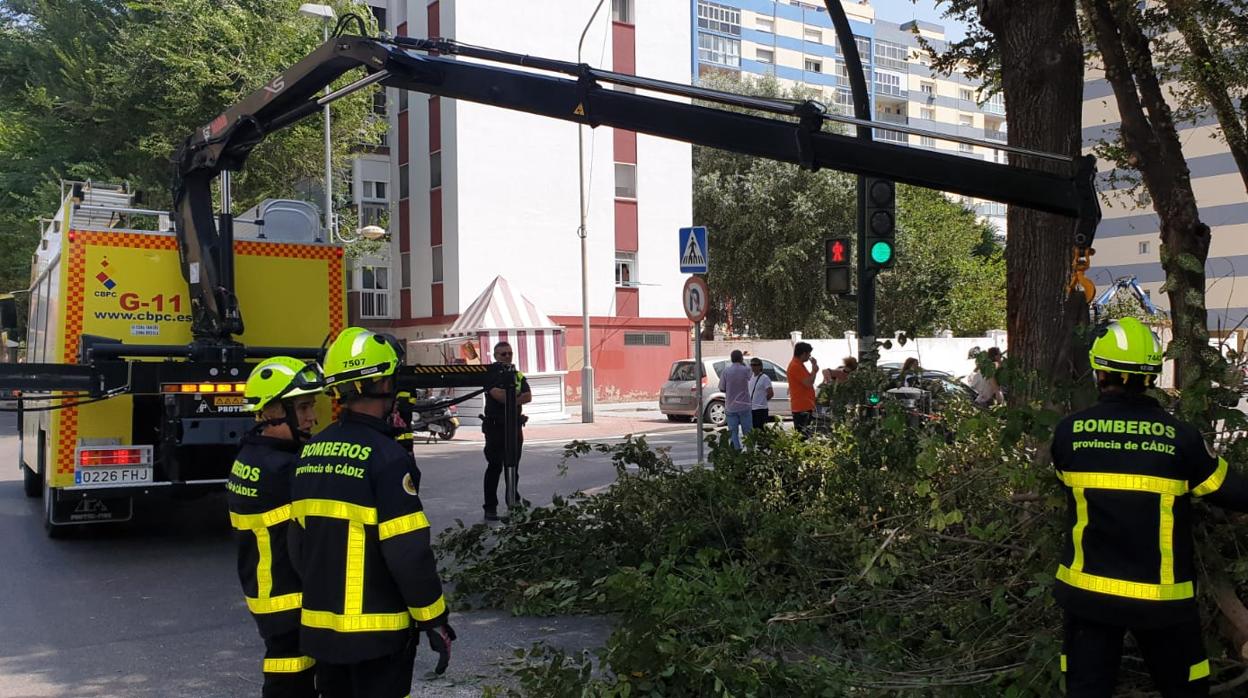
[826,0,879,366]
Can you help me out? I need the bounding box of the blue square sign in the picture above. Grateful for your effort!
[679,226,708,274]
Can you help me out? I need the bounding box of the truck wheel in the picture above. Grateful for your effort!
[22,462,41,498]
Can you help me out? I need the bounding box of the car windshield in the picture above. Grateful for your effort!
[669,361,699,381]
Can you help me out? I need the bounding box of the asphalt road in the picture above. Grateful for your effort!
[0,412,699,697]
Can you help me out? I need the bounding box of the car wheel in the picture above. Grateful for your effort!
[666,414,682,422]
[704,399,726,428]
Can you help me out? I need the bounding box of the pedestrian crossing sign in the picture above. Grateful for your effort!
[678,226,708,273]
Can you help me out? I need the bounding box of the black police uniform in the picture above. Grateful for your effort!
[290,410,447,698]
[227,433,316,698]
[1050,392,1248,697]
[482,366,530,512]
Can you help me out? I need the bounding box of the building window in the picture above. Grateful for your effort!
[372,88,387,116]
[960,87,975,102]
[398,164,409,200]
[959,142,974,153]
[755,16,774,32]
[1139,241,1151,255]
[359,265,390,319]
[804,58,822,73]
[615,251,637,287]
[920,135,936,147]
[623,332,670,346]
[361,180,387,201]
[431,245,443,283]
[874,70,903,97]
[398,90,409,113]
[697,1,740,35]
[755,48,775,64]
[804,28,822,43]
[920,81,935,96]
[837,35,872,60]
[400,252,411,288]
[360,202,387,227]
[874,39,908,71]
[831,87,854,115]
[920,107,935,120]
[959,114,974,127]
[615,163,637,199]
[697,32,741,67]
[984,92,1006,115]
[430,151,442,189]
[612,0,632,24]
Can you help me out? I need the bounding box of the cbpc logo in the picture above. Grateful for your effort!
[94,258,118,298]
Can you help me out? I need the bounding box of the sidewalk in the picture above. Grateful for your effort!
[453,400,697,443]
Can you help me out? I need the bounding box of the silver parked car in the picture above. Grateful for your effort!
[659,356,792,427]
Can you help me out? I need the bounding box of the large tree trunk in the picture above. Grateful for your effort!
[1162,0,1248,197]
[979,0,1090,395]
[1083,0,1214,424]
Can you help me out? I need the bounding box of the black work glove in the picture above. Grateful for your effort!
[425,623,456,675]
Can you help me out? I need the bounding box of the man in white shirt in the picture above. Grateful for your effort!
[717,350,753,449]
[748,357,774,430]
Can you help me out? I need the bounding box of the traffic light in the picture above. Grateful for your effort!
[863,177,896,270]
[825,237,852,294]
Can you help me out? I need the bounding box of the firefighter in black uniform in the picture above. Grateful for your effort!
[291,327,454,698]
[482,340,531,521]
[1051,318,1248,697]
[228,356,324,698]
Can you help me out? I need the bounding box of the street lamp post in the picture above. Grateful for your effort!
[299,3,337,240]
[576,0,606,424]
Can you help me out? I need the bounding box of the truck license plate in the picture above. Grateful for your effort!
[74,466,153,489]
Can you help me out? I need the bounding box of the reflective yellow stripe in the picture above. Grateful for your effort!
[1059,471,1188,496]
[301,609,411,632]
[291,499,378,524]
[1056,565,1194,601]
[263,656,316,674]
[255,528,273,599]
[1159,494,1175,585]
[409,595,447,622]
[1192,458,1229,497]
[1189,659,1210,681]
[378,512,430,540]
[1071,488,1089,572]
[1060,654,1067,673]
[230,504,293,530]
[246,592,302,614]
[344,521,366,615]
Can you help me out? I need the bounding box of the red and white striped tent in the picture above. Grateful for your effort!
[444,275,567,375]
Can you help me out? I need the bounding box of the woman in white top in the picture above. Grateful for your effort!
[748,358,774,429]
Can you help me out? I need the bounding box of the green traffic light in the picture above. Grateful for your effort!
[870,241,894,265]
[868,393,882,405]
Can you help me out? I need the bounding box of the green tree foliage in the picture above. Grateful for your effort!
[0,0,384,296]
[693,73,1005,339]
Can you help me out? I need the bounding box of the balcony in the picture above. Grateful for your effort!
[983,100,1006,116]
[984,129,1007,142]
[873,82,906,99]
[875,129,908,144]
[359,289,391,319]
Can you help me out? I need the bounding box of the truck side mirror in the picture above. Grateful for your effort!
[0,295,17,331]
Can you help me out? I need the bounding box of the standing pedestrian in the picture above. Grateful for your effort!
[1050,318,1248,696]
[787,342,818,437]
[292,327,455,697]
[898,357,921,388]
[229,357,324,698]
[717,350,752,449]
[748,357,773,429]
[970,347,1004,406]
[482,341,532,521]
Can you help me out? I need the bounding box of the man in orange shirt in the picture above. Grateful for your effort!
[787,342,818,437]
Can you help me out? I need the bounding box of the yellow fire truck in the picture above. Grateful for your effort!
[11,181,344,535]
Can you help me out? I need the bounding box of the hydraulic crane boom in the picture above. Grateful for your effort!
[172,33,1102,342]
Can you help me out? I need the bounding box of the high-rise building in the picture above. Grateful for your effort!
[354,0,694,405]
[691,0,1009,234]
[1083,68,1246,335]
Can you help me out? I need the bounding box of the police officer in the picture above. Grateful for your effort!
[228,356,324,698]
[291,327,454,697]
[1051,318,1248,697]
[482,340,531,521]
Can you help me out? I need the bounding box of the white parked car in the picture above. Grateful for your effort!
[658,356,792,427]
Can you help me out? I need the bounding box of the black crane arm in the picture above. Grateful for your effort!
[172,35,1102,341]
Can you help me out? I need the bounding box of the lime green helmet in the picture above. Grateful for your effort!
[243,356,324,413]
[1089,318,1163,375]
[321,327,400,398]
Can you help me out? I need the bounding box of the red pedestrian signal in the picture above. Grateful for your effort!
[827,238,848,265]
[824,237,852,295]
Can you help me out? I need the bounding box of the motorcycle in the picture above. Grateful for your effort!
[410,395,460,442]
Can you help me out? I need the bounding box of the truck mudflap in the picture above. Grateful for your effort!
[48,489,133,526]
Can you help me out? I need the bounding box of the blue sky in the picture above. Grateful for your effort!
[867,0,969,42]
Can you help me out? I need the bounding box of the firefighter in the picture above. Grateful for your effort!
[228,356,324,698]
[1050,318,1248,697]
[482,340,531,521]
[291,327,454,698]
